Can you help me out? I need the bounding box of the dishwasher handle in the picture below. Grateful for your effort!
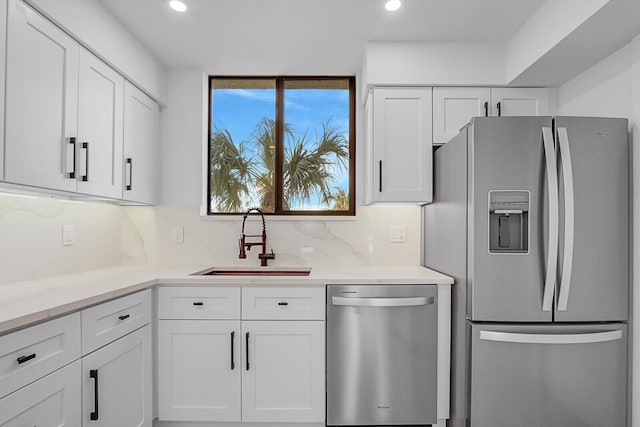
[331,296,434,307]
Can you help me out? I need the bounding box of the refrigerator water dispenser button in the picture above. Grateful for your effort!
[489,190,529,254]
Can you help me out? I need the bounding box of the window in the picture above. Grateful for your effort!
[208,77,355,215]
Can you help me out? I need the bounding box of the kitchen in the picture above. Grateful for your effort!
[0,0,639,426]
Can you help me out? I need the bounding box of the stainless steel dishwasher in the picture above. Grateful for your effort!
[327,284,438,426]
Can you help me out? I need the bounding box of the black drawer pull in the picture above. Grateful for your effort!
[246,332,250,371]
[118,314,130,321]
[230,331,235,370]
[193,302,204,306]
[278,302,288,306]
[90,369,99,420]
[17,353,36,364]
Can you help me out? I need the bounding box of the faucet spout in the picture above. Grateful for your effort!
[238,208,275,266]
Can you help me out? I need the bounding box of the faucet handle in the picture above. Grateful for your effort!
[238,238,247,259]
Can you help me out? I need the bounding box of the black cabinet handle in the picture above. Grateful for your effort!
[82,142,89,182]
[193,302,204,306]
[378,160,383,192]
[125,158,133,191]
[90,369,99,421]
[230,331,235,370]
[497,102,502,117]
[17,353,36,364]
[484,101,489,117]
[278,302,288,306]
[118,314,130,321]
[245,332,250,371]
[68,137,76,179]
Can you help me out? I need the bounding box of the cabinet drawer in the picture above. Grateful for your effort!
[0,359,80,426]
[0,312,80,399]
[158,287,240,320]
[81,290,151,355]
[242,287,325,320]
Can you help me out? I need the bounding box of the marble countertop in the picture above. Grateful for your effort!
[0,264,453,335]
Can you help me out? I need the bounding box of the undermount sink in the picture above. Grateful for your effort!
[192,267,312,277]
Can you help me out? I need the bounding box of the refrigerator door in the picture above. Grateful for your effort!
[555,117,629,322]
[469,116,554,322]
[470,323,627,427]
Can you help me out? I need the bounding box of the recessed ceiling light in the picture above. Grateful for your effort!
[169,0,188,12]
[385,0,402,11]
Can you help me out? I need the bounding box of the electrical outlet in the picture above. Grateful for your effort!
[390,225,407,243]
[62,225,75,246]
[172,226,184,244]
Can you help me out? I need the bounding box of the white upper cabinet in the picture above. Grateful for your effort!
[433,87,491,145]
[432,87,550,144]
[123,82,158,204]
[366,87,433,204]
[76,49,124,198]
[4,0,79,192]
[490,87,549,117]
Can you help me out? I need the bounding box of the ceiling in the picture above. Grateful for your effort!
[97,0,546,75]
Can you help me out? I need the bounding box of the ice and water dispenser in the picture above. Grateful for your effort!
[488,191,529,254]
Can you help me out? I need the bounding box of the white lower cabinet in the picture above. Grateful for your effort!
[241,321,325,423]
[157,286,326,424]
[0,360,81,426]
[81,324,152,427]
[158,320,241,421]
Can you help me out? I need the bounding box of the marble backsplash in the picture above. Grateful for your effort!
[0,192,423,285]
[0,193,123,285]
[123,205,423,269]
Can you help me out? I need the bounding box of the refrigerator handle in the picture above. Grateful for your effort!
[557,127,575,311]
[541,127,559,312]
[479,329,622,345]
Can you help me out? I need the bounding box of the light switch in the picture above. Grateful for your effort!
[62,225,75,246]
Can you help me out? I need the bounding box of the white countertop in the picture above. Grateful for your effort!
[0,264,453,334]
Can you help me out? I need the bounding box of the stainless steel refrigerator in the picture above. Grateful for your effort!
[423,116,629,427]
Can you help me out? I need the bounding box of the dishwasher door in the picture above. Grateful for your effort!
[327,285,438,426]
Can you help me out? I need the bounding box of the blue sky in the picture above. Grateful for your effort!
[211,86,350,210]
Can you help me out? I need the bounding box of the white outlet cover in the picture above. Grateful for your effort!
[390,225,407,243]
[62,225,75,246]
[172,226,184,244]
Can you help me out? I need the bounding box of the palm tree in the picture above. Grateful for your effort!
[329,188,349,211]
[209,128,255,212]
[210,119,349,212]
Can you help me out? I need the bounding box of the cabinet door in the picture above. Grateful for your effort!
[81,325,152,427]
[158,320,241,421]
[0,0,7,180]
[372,88,432,203]
[4,0,79,192]
[490,88,549,117]
[242,321,325,422]
[76,48,124,198]
[433,87,490,145]
[123,82,158,204]
[0,360,80,427]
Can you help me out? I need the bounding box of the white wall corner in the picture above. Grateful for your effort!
[506,0,610,84]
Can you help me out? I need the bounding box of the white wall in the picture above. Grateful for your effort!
[557,44,632,118]
[558,35,640,427]
[26,0,168,104]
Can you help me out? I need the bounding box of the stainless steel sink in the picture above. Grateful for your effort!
[192,267,312,276]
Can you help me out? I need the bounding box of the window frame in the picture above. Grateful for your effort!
[207,76,356,216]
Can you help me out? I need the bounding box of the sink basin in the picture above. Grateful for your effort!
[192,267,312,277]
